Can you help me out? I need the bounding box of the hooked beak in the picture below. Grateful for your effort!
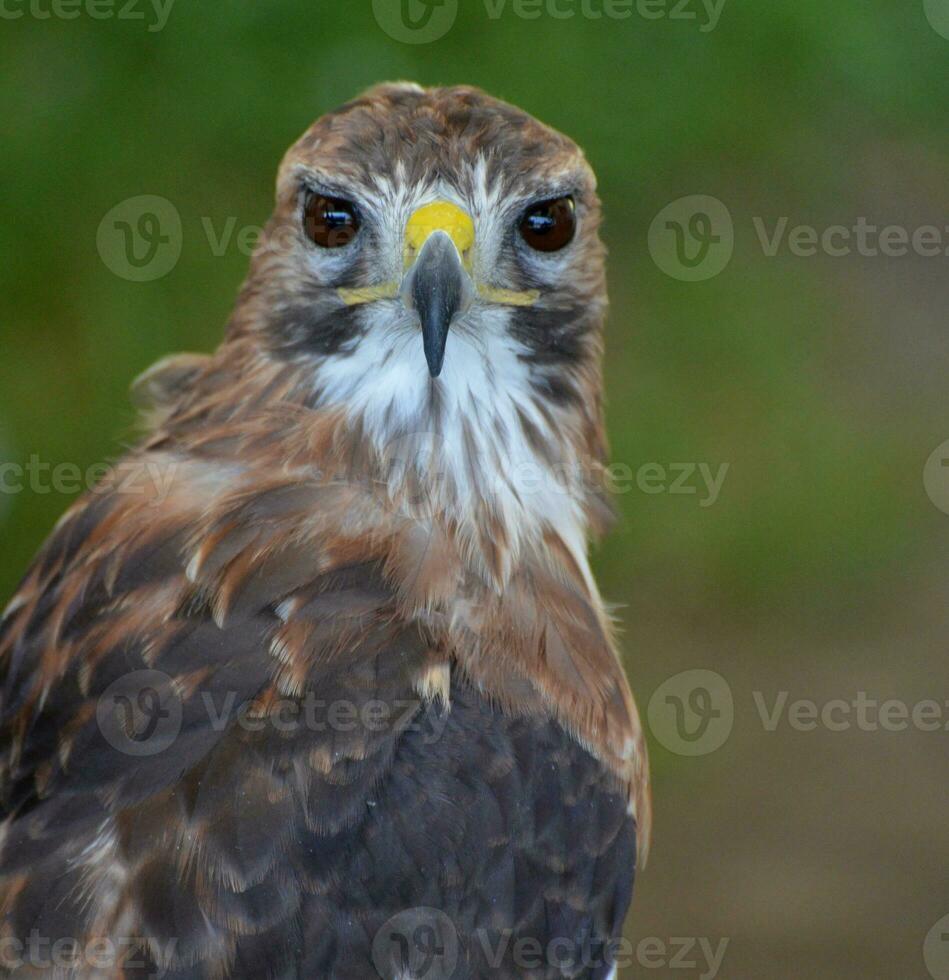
[402,201,475,378]
[406,230,470,378]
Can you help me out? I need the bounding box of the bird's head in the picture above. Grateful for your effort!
[224,83,613,568]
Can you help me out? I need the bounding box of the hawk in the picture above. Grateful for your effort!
[0,83,650,979]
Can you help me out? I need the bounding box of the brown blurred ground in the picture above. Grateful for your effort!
[616,557,949,980]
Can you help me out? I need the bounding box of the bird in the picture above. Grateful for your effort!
[0,83,650,979]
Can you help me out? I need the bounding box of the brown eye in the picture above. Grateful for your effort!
[303,193,360,248]
[518,196,576,252]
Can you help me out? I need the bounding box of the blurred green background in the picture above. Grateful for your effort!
[2,1,948,977]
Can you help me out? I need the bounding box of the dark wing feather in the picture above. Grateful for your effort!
[0,457,636,979]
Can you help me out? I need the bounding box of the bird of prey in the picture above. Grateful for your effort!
[0,83,649,979]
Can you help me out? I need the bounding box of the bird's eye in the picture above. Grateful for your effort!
[303,193,360,248]
[518,196,576,252]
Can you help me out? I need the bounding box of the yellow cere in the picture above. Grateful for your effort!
[404,201,476,271]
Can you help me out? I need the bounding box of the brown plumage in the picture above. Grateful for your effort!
[0,83,649,979]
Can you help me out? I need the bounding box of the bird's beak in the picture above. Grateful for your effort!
[402,202,475,378]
